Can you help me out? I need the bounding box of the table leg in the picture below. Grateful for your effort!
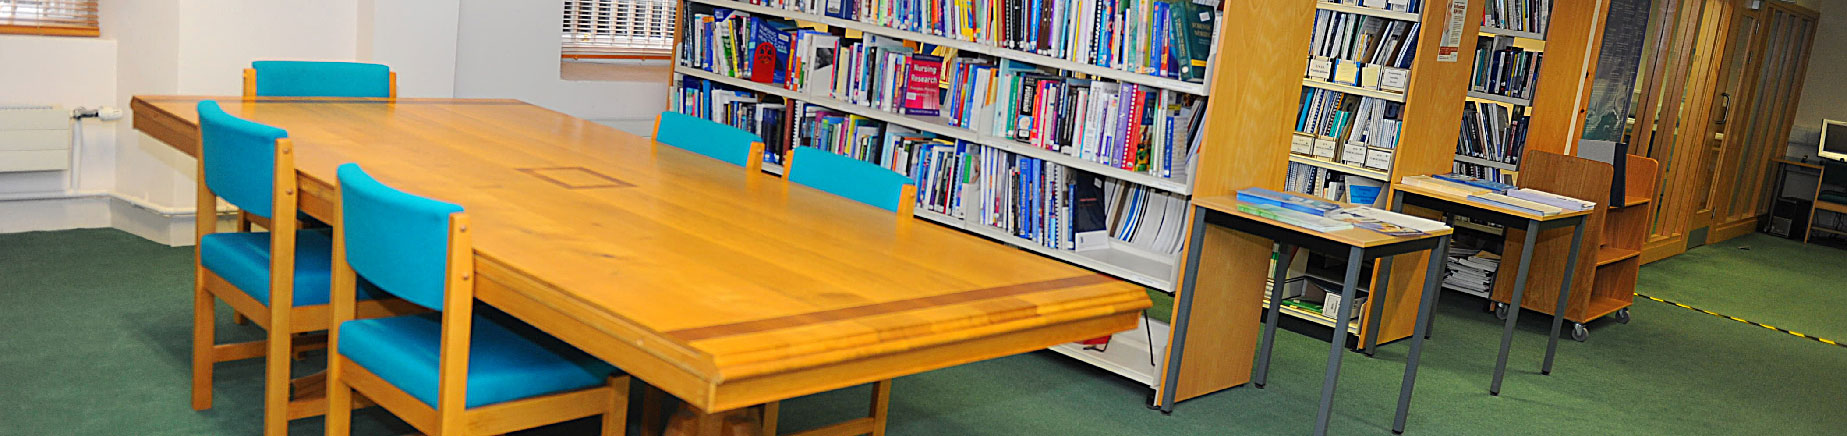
[1392,235,1449,434]
[1427,215,1456,340]
[1157,206,1211,413]
[1490,220,1541,396]
[1254,243,1296,388]
[1542,219,1587,375]
[1312,246,1366,436]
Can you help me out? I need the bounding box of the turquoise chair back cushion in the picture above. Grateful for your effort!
[337,163,464,311]
[198,100,287,219]
[788,147,914,212]
[252,61,391,98]
[656,111,762,167]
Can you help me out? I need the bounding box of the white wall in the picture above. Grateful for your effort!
[3,0,668,241]
[0,35,119,232]
[359,0,461,98]
[1786,0,1845,157]
[454,0,667,122]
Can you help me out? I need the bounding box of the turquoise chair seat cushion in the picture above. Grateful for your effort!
[337,310,618,408]
[199,229,382,306]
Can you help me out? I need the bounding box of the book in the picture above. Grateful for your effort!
[904,54,945,116]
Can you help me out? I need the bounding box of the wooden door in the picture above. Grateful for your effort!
[1705,2,1818,243]
[1626,0,1729,261]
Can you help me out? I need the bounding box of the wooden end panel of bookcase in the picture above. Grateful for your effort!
[1527,0,1612,155]
[1158,0,1315,406]
[1364,0,1485,346]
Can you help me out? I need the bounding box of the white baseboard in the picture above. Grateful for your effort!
[0,195,111,233]
[108,197,237,247]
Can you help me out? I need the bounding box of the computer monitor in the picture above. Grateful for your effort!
[1820,119,1847,161]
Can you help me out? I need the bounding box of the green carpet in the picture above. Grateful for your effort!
[2,229,1842,435]
[1637,233,1847,342]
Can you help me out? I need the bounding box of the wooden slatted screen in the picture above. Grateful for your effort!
[562,0,674,59]
[0,0,98,37]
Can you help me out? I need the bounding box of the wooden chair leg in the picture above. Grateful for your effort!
[325,360,353,436]
[603,375,632,436]
[760,401,779,436]
[191,285,216,411]
[264,319,292,435]
[868,380,891,436]
[642,384,666,436]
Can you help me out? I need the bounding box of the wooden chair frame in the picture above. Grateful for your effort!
[242,68,399,100]
[190,136,422,436]
[324,210,630,435]
[754,147,905,436]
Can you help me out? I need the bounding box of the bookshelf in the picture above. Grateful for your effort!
[667,0,1222,389]
[1154,0,1479,409]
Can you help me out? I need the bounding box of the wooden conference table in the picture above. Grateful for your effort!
[132,96,1150,428]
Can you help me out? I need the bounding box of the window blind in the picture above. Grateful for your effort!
[562,0,674,59]
[0,0,98,37]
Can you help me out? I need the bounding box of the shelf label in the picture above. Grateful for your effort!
[1334,60,1364,86]
[1307,56,1333,80]
[1361,65,1383,90]
[1341,144,1369,166]
[1438,0,1468,62]
[1365,148,1395,171]
[1291,134,1316,154]
[1379,68,1411,93]
[1313,138,1338,159]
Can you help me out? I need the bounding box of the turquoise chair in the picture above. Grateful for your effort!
[244,61,395,98]
[324,163,630,435]
[189,101,413,434]
[786,146,917,217]
[759,146,915,436]
[653,111,766,173]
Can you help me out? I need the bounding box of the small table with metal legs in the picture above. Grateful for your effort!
[1387,184,1592,413]
[1160,195,1451,436]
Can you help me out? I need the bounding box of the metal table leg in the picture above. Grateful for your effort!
[1427,215,1457,340]
[1254,243,1296,388]
[1312,246,1366,436]
[1157,206,1211,413]
[1393,234,1449,434]
[1542,218,1587,375]
[1490,220,1541,395]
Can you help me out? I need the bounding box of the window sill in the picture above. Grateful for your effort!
[560,60,672,82]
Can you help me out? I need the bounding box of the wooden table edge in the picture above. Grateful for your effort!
[1191,195,1453,248]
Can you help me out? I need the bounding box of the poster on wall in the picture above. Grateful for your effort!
[1437,0,1469,62]
[1582,0,1652,142]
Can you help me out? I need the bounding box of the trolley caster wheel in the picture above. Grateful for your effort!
[1494,303,1510,320]
[1614,308,1631,324]
[1570,323,1589,342]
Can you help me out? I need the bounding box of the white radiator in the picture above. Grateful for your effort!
[0,105,71,173]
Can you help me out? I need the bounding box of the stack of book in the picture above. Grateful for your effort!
[1458,100,1528,166]
[1470,36,1543,101]
[945,60,1206,179]
[1308,9,1421,72]
[1483,0,1552,35]
[1453,161,1516,185]
[1296,89,1404,162]
[680,5,1206,182]
[732,0,1222,82]
[678,77,793,166]
[1285,161,1348,202]
[1443,249,1500,298]
[1235,187,1447,236]
[1401,174,1593,216]
[970,150,1187,254]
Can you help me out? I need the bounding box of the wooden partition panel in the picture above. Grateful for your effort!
[1527,0,1612,155]
[1363,0,1484,347]
[1156,0,1315,406]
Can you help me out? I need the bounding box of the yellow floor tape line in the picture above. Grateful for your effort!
[1637,293,1846,350]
